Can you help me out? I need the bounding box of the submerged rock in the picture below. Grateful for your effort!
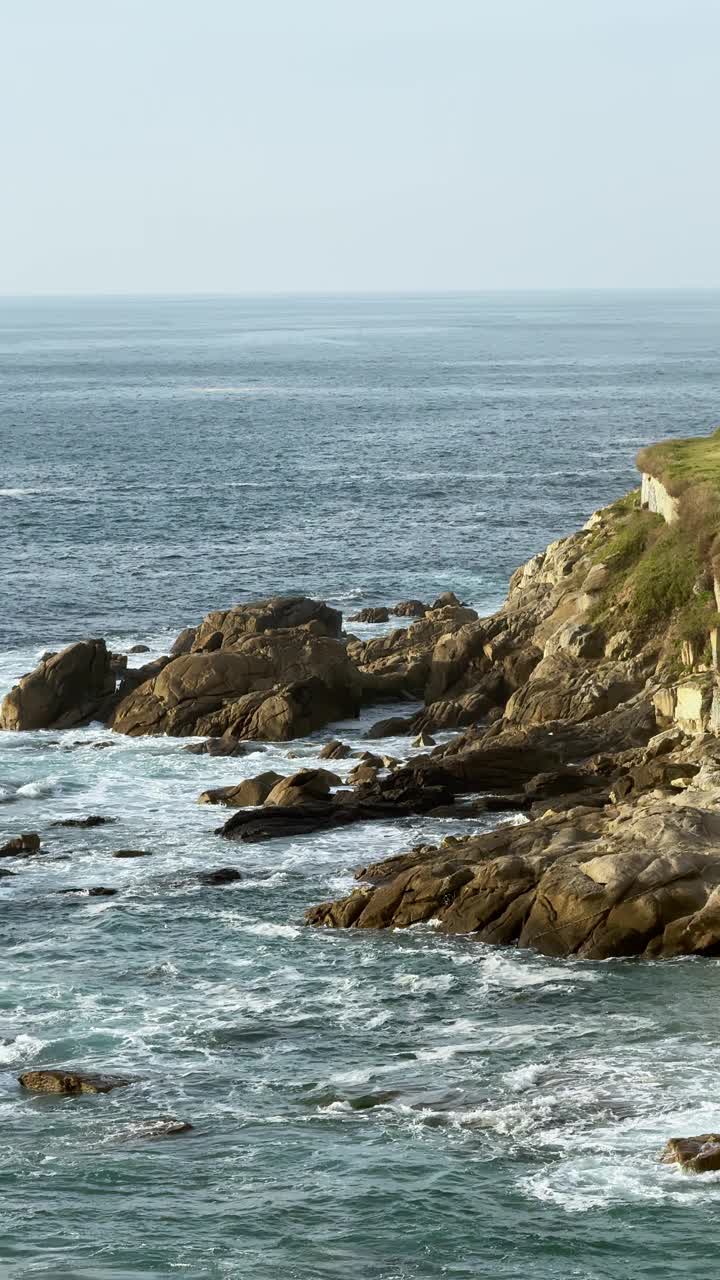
[56,886,118,897]
[51,816,117,828]
[124,1118,194,1139]
[19,1068,130,1095]
[112,849,151,859]
[184,735,262,757]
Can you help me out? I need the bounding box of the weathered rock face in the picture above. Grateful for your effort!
[190,596,342,651]
[0,640,116,731]
[391,600,428,618]
[18,1069,130,1095]
[353,606,479,698]
[111,631,361,739]
[503,654,647,728]
[307,769,720,959]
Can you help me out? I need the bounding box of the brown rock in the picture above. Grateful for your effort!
[391,600,428,618]
[0,833,41,858]
[661,1134,720,1173]
[364,716,414,739]
[112,850,152,859]
[111,632,361,740]
[0,640,115,731]
[191,596,342,651]
[319,740,352,760]
[264,769,342,807]
[19,1069,130,1095]
[349,607,390,624]
[198,771,284,807]
[170,626,198,656]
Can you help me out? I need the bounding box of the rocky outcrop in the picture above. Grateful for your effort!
[0,640,116,731]
[190,596,342,651]
[111,631,361,739]
[352,605,479,698]
[307,747,720,958]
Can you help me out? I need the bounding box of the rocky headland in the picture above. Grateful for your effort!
[7,429,720,968]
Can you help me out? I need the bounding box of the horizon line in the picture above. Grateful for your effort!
[3,285,720,301]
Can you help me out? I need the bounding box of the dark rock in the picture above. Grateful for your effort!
[0,833,41,858]
[128,1118,194,1139]
[349,607,390,624]
[19,1068,131,1095]
[56,886,118,897]
[112,850,151,859]
[51,816,117,828]
[318,740,352,760]
[391,600,428,618]
[197,867,243,885]
[127,644,150,654]
[184,735,262,757]
[364,716,414,739]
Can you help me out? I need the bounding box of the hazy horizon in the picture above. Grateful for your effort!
[3,0,719,294]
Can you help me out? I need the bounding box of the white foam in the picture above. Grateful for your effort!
[0,1033,45,1063]
[394,973,456,994]
[15,777,58,798]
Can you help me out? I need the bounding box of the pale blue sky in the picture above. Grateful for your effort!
[2,0,718,293]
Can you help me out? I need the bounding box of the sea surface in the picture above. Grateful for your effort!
[2,292,720,1279]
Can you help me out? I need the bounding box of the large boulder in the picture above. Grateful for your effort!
[502,653,646,727]
[110,631,361,739]
[0,640,116,731]
[264,768,341,807]
[198,771,284,806]
[190,597,342,652]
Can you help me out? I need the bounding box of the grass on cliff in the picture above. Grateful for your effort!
[637,427,720,496]
[587,497,719,669]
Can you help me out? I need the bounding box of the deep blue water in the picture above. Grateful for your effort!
[2,293,720,1279]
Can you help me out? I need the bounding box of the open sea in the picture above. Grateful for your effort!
[2,291,720,1279]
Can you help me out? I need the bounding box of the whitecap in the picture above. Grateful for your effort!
[0,1033,45,1063]
[15,777,58,798]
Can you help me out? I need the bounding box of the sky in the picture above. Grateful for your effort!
[1,0,719,294]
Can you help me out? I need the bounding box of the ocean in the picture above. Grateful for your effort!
[2,291,720,1279]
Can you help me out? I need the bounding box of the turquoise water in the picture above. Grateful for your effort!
[3,293,720,1278]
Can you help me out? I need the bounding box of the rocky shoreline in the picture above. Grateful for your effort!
[6,439,720,968]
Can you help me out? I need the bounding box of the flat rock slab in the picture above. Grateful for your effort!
[19,1069,131,1095]
[662,1134,720,1173]
[112,850,152,858]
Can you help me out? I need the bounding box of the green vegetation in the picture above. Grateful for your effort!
[637,427,720,496]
